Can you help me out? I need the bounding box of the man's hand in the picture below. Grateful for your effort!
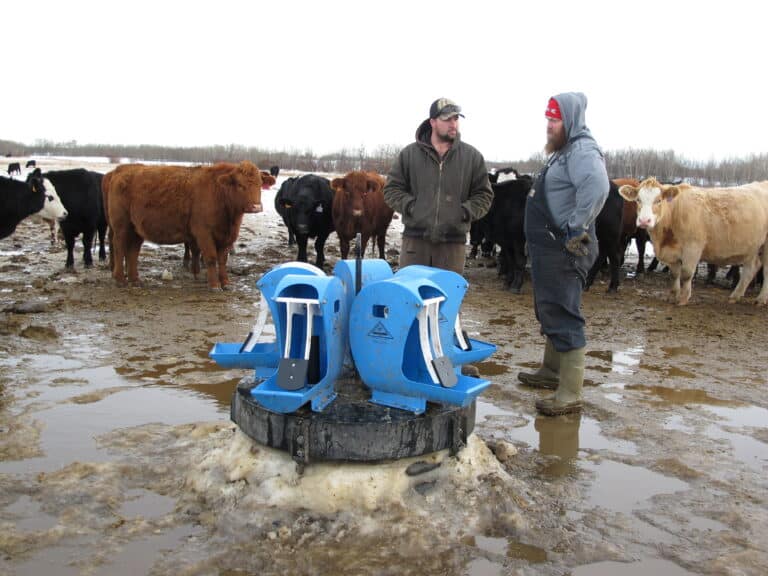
[565,232,590,256]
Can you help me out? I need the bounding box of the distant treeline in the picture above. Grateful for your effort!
[3,139,768,186]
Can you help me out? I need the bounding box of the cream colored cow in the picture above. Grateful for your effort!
[619,177,768,305]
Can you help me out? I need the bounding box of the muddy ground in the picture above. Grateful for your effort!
[0,157,766,576]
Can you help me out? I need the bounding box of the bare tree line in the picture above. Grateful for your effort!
[3,139,767,186]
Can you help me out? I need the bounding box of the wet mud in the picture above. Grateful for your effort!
[0,158,766,575]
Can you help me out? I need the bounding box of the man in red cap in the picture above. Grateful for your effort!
[518,92,609,416]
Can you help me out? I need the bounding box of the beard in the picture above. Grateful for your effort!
[434,129,457,143]
[545,126,567,154]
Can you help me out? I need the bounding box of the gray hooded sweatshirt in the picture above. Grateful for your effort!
[543,92,609,240]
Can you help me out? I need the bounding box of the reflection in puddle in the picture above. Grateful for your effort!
[626,385,742,407]
[584,459,689,516]
[0,386,227,475]
[706,405,768,428]
[508,412,637,477]
[704,425,767,471]
[571,558,698,575]
[476,399,516,422]
[470,534,548,565]
[611,346,643,375]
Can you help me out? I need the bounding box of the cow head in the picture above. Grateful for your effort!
[331,171,384,218]
[286,176,333,235]
[218,161,265,214]
[30,177,68,222]
[618,177,681,230]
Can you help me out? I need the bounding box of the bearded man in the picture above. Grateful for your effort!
[383,98,492,276]
[518,92,609,416]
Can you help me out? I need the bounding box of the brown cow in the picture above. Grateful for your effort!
[104,161,274,289]
[619,177,768,305]
[331,171,394,259]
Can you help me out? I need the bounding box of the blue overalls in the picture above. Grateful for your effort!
[524,157,598,352]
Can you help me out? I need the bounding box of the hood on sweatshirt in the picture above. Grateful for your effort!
[550,92,593,143]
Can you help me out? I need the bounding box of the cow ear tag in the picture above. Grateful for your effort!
[315,205,323,213]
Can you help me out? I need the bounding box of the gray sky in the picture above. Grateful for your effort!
[5,0,765,163]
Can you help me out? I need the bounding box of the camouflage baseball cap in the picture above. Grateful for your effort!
[429,98,465,120]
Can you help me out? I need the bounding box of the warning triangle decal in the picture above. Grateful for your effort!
[368,321,393,339]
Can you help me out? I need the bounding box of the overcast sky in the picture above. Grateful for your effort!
[5,1,764,163]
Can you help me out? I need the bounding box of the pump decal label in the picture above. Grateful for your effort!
[368,321,393,340]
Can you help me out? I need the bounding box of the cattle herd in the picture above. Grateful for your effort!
[2,158,768,306]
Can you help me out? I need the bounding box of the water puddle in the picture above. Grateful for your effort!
[119,489,176,519]
[611,346,643,375]
[584,459,689,514]
[704,425,767,472]
[625,385,741,407]
[476,361,510,377]
[476,399,638,477]
[2,495,59,532]
[0,385,227,475]
[571,558,700,575]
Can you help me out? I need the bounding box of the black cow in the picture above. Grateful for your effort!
[7,162,21,176]
[30,168,107,269]
[269,165,280,178]
[25,160,36,168]
[275,176,297,246]
[585,180,624,292]
[489,169,533,293]
[274,174,335,267]
[471,168,532,293]
[1,175,67,239]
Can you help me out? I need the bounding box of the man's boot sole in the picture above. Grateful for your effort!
[535,399,583,416]
[518,373,558,390]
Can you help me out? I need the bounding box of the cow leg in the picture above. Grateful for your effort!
[82,230,95,268]
[190,245,202,279]
[585,253,605,291]
[756,251,768,305]
[111,229,126,285]
[509,244,526,294]
[97,226,107,261]
[608,243,622,292]
[296,236,309,262]
[360,234,371,259]
[314,234,328,269]
[677,252,701,305]
[636,232,648,274]
[126,236,144,285]
[377,232,386,260]
[339,237,350,260]
[731,254,761,303]
[217,249,230,289]
[666,260,682,303]
[64,232,76,269]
